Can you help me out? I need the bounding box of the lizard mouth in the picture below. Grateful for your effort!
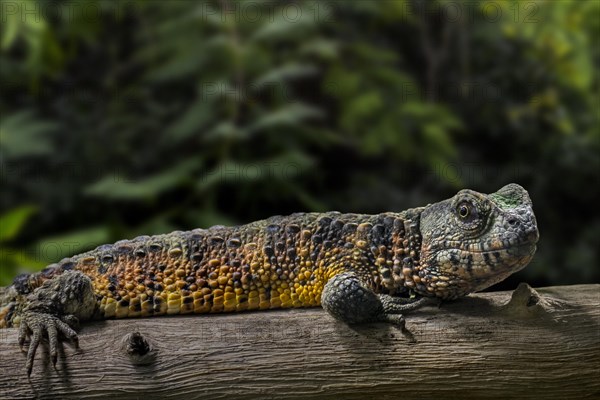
[432,240,537,258]
[476,238,538,258]
[509,242,537,257]
[451,243,536,254]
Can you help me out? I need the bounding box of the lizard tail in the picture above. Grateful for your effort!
[0,301,15,328]
[0,284,18,328]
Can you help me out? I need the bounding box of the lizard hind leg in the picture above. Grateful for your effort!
[18,270,96,376]
[321,272,428,328]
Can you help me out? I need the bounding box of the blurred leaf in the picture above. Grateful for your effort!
[247,103,323,134]
[250,11,316,42]
[143,35,229,82]
[0,206,37,242]
[0,248,46,286]
[1,9,20,49]
[204,121,246,141]
[423,124,456,158]
[85,159,202,200]
[145,52,209,82]
[0,111,57,158]
[300,39,340,59]
[341,92,384,131]
[351,42,399,64]
[164,97,216,143]
[401,102,463,131]
[197,151,314,192]
[253,63,318,87]
[33,226,111,264]
[323,66,361,98]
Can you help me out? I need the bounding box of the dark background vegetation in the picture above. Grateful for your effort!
[0,0,598,289]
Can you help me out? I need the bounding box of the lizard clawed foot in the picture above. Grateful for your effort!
[322,272,435,328]
[12,270,95,376]
[18,311,79,376]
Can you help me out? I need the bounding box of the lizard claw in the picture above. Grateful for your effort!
[19,311,79,376]
[382,313,406,329]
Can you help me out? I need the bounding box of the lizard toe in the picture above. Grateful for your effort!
[18,321,28,352]
[55,316,79,349]
[59,314,80,330]
[47,324,58,368]
[24,322,42,377]
[378,295,431,314]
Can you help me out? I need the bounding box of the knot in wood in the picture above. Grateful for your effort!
[121,331,157,365]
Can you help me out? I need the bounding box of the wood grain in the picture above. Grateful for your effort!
[0,284,598,399]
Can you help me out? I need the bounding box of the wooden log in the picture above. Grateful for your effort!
[0,284,598,399]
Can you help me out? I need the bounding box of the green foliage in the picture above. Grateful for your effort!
[0,0,598,289]
[32,226,111,266]
[0,206,37,242]
[0,206,45,284]
[0,111,57,158]
[86,159,203,201]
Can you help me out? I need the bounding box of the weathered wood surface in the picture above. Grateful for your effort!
[0,284,598,400]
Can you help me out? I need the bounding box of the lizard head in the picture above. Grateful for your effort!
[416,183,538,299]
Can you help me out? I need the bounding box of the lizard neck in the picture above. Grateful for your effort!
[379,208,425,296]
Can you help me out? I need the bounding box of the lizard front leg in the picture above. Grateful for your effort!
[321,272,429,327]
[17,270,97,376]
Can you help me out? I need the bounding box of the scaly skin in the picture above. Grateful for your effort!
[0,183,539,375]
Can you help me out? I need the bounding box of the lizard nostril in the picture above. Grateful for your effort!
[527,228,539,243]
[508,218,518,226]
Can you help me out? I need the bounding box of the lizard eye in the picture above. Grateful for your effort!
[453,196,486,233]
[456,201,477,221]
